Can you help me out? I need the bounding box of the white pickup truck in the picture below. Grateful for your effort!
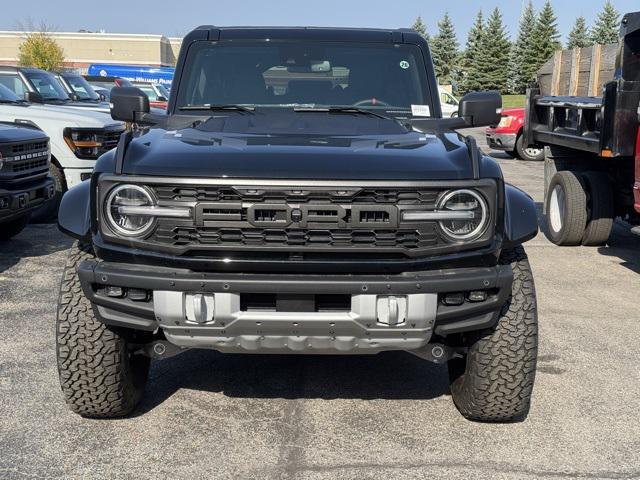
[0,83,124,219]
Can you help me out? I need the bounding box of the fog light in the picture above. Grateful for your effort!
[128,289,149,301]
[105,286,125,298]
[442,292,465,306]
[468,290,488,302]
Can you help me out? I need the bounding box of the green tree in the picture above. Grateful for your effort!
[430,12,459,85]
[412,16,429,42]
[475,8,511,92]
[531,0,561,74]
[18,30,64,71]
[507,1,538,93]
[459,10,485,93]
[590,1,620,44]
[567,16,591,49]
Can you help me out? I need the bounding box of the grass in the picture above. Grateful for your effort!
[501,94,526,109]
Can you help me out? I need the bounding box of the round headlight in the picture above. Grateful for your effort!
[437,189,489,241]
[105,184,156,237]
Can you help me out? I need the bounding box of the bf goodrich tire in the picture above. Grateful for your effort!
[581,171,614,246]
[515,135,544,162]
[31,163,65,223]
[0,214,30,241]
[544,170,587,246]
[448,246,538,422]
[56,243,150,418]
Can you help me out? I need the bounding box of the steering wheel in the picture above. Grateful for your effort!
[353,98,391,107]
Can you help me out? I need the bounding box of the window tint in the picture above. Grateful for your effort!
[176,41,430,112]
[23,71,69,100]
[64,74,100,100]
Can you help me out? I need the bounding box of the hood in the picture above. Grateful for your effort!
[0,102,122,128]
[122,113,476,181]
[0,122,48,142]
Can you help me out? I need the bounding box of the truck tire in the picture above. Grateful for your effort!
[31,163,65,223]
[581,171,614,246]
[56,242,150,418]
[0,214,31,241]
[448,246,537,422]
[544,171,588,246]
[515,135,544,162]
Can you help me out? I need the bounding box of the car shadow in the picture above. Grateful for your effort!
[0,223,72,273]
[134,349,450,415]
[597,222,640,274]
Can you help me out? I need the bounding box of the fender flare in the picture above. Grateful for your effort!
[57,180,91,241]
[503,183,539,247]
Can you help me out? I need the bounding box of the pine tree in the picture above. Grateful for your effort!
[412,16,429,42]
[590,1,620,44]
[475,8,511,92]
[567,16,590,49]
[458,10,484,93]
[430,12,459,85]
[507,0,538,93]
[531,0,561,75]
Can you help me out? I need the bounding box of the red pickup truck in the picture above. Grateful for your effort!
[486,108,544,161]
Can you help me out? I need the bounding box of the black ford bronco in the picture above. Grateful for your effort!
[56,26,539,422]
[0,122,53,240]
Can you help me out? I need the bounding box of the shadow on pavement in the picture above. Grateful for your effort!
[597,222,640,274]
[0,224,72,273]
[136,349,450,415]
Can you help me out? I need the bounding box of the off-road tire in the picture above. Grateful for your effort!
[0,214,30,240]
[544,170,588,246]
[31,163,65,223]
[448,246,538,422]
[515,135,544,162]
[56,242,149,418]
[581,171,614,246]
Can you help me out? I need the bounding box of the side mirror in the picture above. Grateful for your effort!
[98,92,106,102]
[458,91,502,127]
[110,87,150,122]
[24,91,44,104]
[157,95,168,102]
[69,92,80,101]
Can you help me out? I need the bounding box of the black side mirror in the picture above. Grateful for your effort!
[458,91,502,127]
[69,92,80,101]
[24,91,44,104]
[110,87,150,122]
[98,92,106,102]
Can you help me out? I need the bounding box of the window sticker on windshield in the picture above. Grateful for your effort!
[411,104,431,117]
[399,60,410,69]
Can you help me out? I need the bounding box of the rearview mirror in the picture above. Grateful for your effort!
[457,91,502,127]
[110,87,150,122]
[24,91,43,104]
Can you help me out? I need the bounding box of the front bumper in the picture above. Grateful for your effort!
[0,177,55,222]
[486,131,517,152]
[77,260,513,355]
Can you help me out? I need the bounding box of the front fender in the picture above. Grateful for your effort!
[57,180,91,241]
[503,183,539,248]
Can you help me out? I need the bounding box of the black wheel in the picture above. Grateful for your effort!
[31,163,65,223]
[448,246,538,422]
[56,243,150,418]
[581,171,614,246]
[515,135,544,162]
[544,171,588,246]
[0,214,31,241]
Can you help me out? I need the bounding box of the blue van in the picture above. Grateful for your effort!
[87,64,174,89]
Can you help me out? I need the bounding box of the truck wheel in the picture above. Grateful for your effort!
[581,171,614,246]
[31,163,65,223]
[56,242,149,418]
[544,171,587,246]
[515,135,544,162]
[448,246,538,422]
[0,214,31,241]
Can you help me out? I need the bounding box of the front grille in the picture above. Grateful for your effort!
[11,157,48,173]
[0,139,49,182]
[12,140,48,155]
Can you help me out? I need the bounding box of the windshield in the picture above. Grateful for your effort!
[0,83,21,102]
[175,41,431,115]
[24,71,70,101]
[62,74,100,101]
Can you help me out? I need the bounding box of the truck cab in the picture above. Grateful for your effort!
[56,26,540,422]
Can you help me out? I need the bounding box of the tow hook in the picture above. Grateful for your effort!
[140,340,185,360]
[410,343,462,364]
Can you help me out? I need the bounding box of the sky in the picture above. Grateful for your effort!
[1,0,638,43]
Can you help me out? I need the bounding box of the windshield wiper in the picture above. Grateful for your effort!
[179,104,255,114]
[293,106,390,120]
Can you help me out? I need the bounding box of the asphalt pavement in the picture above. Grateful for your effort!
[1,128,639,479]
